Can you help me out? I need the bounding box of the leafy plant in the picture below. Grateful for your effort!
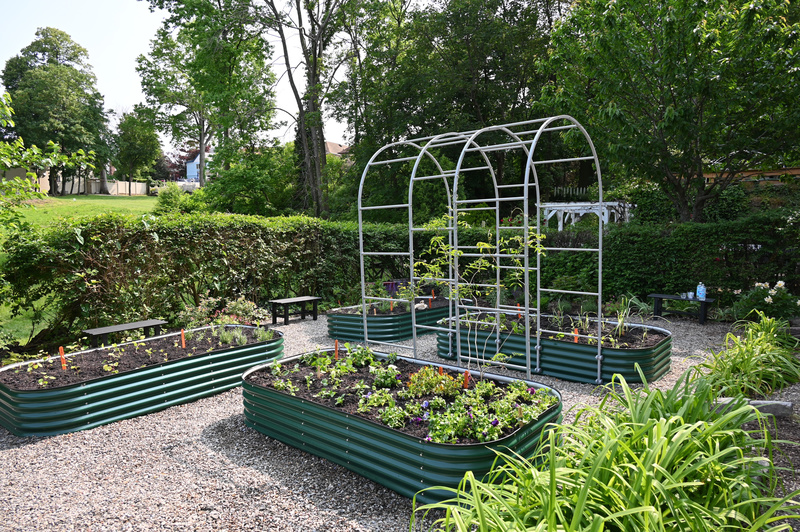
[732,281,800,321]
[695,311,800,398]
[413,369,800,530]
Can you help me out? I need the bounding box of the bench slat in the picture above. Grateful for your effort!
[83,319,168,336]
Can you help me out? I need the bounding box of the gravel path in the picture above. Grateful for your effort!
[0,315,786,531]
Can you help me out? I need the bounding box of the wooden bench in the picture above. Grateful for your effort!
[648,294,716,325]
[83,319,168,347]
[270,296,322,326]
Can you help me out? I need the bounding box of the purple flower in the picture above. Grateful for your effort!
[425,436,432,442]
[491,418,499,427]
[422,400,429,409]
[423,412,429,420]
[528,387,537,395]
[468,411,473,419]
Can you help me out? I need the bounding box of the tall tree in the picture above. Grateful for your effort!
[2,28,107,196]
[140,0,278,187]
[260,0,352,217]
[137,27,214,186]
[544,0,800,221]
[115,108,161,196]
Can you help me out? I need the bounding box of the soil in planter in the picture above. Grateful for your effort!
[0,326,273,391]
[460,313,667,349]
[245,347,559,445]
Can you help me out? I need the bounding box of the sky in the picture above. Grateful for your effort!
[0,0,346,149]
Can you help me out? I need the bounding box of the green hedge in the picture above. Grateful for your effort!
[2,211,796,343]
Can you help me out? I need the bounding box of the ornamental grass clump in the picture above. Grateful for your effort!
[695,311,800,399]
[412,369,800,531]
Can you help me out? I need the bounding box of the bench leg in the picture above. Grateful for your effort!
[699,301,707,325]
[283,304,290,326]
[312,300,318,320]
[272,303,279,325]
[652,298,663,318]
[300,302,307,320]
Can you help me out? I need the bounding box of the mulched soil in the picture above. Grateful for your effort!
[244,353,558,444]
[0,326,269,390]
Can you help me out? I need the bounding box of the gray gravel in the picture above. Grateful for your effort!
[0,315,777,531]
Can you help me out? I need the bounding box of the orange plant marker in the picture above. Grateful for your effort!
[573,328,579,343]
[334,340,339,360]
[463,371,470,389]
[59,346,67,370]
[428,297,432,309]
[181,329,186,349]
[390,300,394,312]
[517,303,521,319]
[438,366,443,375]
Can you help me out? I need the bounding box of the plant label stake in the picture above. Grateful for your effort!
[334,340,339,360]
[59,346,66,370]
[181,329,186,349]
[438,366,443,375]
[573,328,579,343]
[517,303,521,319]
[463,371,470,389]
[390,300,394,312]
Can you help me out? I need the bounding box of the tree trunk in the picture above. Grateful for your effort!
[199,117,207,187]
[99,166,110,194]
[48,167,58,196]
[129,163,133,196]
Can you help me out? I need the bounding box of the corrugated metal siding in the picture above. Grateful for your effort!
[0,332,284,437]
[437,326,672,384]
[327,306,453,342]
[242,355,562,504]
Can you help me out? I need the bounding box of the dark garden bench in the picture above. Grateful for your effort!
[83,319,168,347]
[648,294,716,325]
[270,296,322,326]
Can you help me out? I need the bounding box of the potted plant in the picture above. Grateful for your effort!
[242,344,562,504]
[0,325,284,437]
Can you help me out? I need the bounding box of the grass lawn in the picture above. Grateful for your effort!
[17,194,158,227]
[2,194,158,347]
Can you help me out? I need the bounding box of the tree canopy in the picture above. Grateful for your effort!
[1,27,107,196]
[544,0,800,221]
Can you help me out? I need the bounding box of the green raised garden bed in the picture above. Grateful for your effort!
[242,352,562,504]
[327,304,455,342]
[0,326,284,437]
[437,323,672,384]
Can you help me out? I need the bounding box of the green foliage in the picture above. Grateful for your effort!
[696,312,800,399]
[203,143,295,216]
[2,28,106,195]
[413,370,799,530]
[731,281,800,321]
[115,108,161,183]
[152,182,209,215]
[545,0,800,222]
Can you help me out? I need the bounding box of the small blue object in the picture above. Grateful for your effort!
[696,282,706,301]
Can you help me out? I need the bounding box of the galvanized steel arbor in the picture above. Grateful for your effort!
[357,116,607,382]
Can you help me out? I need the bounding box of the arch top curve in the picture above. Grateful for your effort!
[356,115,606,383]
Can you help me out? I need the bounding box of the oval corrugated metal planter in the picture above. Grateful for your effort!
[327,305,454,342]
[437,325,672,384]
[0,327,284,437]
[242,353,562,504]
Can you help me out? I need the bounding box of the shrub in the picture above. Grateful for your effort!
[732,281,800,321]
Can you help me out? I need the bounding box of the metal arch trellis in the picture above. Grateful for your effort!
[357,116,606,383]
